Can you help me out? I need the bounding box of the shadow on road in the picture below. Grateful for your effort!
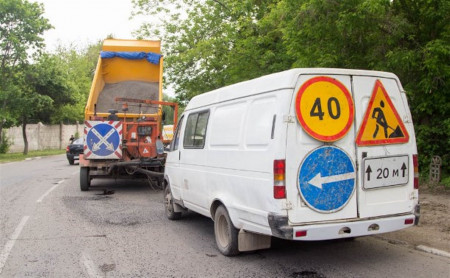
[88,178,160,194]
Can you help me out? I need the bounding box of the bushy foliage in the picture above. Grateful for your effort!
[50,42,102,124]
[133,0,450,176]
[0,0,51,143]
[0,131,11,153]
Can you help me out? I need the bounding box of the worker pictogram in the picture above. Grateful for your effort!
[356,80,409,146]
[295,76,354,142]
[298,146,356,213]
[84,121,122,159]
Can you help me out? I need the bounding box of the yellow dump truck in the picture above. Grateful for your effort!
[79,39,178,191]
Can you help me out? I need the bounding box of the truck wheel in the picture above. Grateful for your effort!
[164,185,182,220]
[80,167,90,191]
[214,205,239,256]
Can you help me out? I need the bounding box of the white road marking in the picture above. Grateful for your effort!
[0,216,30,274]
[81,252,102,278]
[36,180,65,203]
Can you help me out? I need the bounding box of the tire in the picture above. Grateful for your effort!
[80,167,90,191]
[214,205,239,256]
[68,158,74,165]
[164,185,182,220]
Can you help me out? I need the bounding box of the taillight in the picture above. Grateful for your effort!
[295,230,307,237]
[66,146,69,152]
[405,218,414,225]
[413,154,419,189]
[274,159,286,199]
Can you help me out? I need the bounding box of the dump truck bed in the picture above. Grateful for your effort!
[85,39,163,120]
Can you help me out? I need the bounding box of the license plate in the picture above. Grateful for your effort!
[362,155,409,189]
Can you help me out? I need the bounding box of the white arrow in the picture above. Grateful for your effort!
[91,128,115,152]
[308,172,356,189]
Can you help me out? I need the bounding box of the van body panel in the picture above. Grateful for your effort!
[167,89,292,231]
[286,74,358,224]
[207,170,274,235]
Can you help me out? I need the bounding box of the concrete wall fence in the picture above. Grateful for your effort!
[5,122,84,153]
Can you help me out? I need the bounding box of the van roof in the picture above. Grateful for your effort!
[185,68,400,111]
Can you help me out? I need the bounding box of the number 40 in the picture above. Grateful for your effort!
[310,97,341,120]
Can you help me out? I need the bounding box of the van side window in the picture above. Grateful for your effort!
[171,116,184,151]
[183,111,210,149]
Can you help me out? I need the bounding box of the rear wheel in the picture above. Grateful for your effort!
[68,158,74,165]
[164,185,182,220]
[80,167,90,191]
[214,205,239,256]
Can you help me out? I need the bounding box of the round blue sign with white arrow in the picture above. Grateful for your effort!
[86,123,120,157]
[298,146,356,213]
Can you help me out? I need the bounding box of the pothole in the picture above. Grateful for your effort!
[100,263,116,272]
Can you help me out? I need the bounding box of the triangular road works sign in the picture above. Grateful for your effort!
[356,80,409,146]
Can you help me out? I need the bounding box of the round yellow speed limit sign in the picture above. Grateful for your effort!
[295,76,354,142]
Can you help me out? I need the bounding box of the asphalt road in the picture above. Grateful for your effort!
[0,155,449,277]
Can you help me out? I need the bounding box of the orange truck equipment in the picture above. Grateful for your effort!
[79,39,178,191]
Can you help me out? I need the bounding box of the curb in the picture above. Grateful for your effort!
[415,245,450,258]
[375,235,450,259]
[25,156,42,161]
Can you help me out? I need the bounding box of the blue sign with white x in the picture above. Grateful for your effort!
[299,146,356,213]
[86,123,120,157]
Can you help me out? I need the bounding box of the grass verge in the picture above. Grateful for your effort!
[0,149,65,163]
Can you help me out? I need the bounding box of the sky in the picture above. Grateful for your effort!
[33,0,148,52]
[32,0,176,96]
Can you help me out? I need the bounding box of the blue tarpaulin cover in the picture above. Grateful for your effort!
[100,51,162,65]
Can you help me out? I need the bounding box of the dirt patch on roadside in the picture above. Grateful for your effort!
[379,185,450,253]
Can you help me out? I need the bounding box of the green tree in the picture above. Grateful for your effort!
[16,54,75,154]
[387,0,450,175]
[133,0,287,104]
[0,0,51,142]
[134,0,450,176]
[162,93,182,124]
[274,0,396,68]
[50,41,102,123]
[11,69,52,155]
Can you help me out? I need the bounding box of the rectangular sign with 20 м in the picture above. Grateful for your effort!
[362,155,409,189]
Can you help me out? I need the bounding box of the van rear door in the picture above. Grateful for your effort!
[285,74,358,224]
[285,72,416,224]
[353,76,416,218]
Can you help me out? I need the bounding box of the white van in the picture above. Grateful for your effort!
[163,68,420,256]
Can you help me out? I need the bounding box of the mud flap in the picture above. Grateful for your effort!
[173,203,185,213]
[238,230,271,252]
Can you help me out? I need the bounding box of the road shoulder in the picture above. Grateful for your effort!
[379,187,450,257]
